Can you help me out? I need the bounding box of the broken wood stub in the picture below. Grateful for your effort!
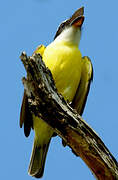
[20,52,118,180]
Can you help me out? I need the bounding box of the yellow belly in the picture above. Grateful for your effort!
[42,42,82,102]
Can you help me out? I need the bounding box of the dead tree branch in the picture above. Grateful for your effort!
[20,52,118,180]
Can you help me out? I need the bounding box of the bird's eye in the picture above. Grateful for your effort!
[60,22,65,29]
[54,21,66,40]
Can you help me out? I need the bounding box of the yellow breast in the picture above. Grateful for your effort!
[42,41,82,102]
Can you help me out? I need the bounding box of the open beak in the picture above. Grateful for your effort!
[71,16,84,28]
[54,7,84,39]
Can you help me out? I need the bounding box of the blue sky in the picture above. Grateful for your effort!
[0,0,118,179]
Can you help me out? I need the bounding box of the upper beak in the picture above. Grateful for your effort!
[71,16,84,28]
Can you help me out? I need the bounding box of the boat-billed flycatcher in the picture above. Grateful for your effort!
[20,7,93,178]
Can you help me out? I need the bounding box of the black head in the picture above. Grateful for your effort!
[54,7,84,40]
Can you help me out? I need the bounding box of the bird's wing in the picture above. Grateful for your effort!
[71,56,93,116]
[33,44,46,55]
[20,44,46,137]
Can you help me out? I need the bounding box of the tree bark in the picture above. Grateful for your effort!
[20,52,118,180]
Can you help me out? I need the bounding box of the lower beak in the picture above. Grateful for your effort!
[71,16,84,28]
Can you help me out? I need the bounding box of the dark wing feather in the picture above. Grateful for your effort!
[20,91,33,137]
[71,56,93,116]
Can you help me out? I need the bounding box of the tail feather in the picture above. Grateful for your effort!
[28,139,50,178]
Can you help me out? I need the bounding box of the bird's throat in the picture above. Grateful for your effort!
[54,26,81,46]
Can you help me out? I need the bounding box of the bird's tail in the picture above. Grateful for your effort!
[28,139,50,178]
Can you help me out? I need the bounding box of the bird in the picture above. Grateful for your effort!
[20,7,93,178]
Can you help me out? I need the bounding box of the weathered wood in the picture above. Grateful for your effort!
[20,52,118,180]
